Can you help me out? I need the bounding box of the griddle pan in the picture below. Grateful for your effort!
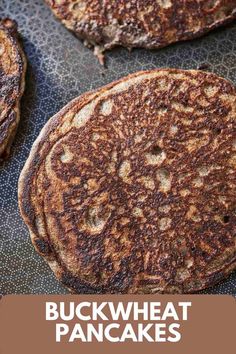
[0,0,235,295]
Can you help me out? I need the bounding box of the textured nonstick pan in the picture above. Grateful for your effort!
[0,0,235,295]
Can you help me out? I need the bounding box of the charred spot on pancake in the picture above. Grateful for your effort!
[223,215,230,224]
[151,145,162,155]
[34,239,51,256]
[215,128,222,134]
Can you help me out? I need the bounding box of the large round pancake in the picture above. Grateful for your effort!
[45,1,236,63]
[0,18,26,159]
[19,69,236,294]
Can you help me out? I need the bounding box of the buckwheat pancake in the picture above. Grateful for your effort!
[45,0,236,63]
[19,69,236,294]
[0,18,26,159]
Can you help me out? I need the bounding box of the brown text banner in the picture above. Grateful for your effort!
[0,295,235,354]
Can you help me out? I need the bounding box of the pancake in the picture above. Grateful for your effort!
[18,69,236,294]
[0,18,26,159]
[45,0,236,64]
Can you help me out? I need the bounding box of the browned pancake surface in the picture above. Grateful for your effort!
[19,69,236,294]
[46,0,236,62]
[0,18,26,159]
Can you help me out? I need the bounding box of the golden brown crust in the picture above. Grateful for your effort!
[0,18,27,159]
[18,69,236,294]
[45,0,236,62]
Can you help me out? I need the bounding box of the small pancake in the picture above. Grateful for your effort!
[0,18,26,159]
[19,69,236,294]
[45,0,236,63]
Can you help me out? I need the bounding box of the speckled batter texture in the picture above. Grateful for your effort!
[19,69,236,294]
[45,0,236,63]
[0,18,26,158]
